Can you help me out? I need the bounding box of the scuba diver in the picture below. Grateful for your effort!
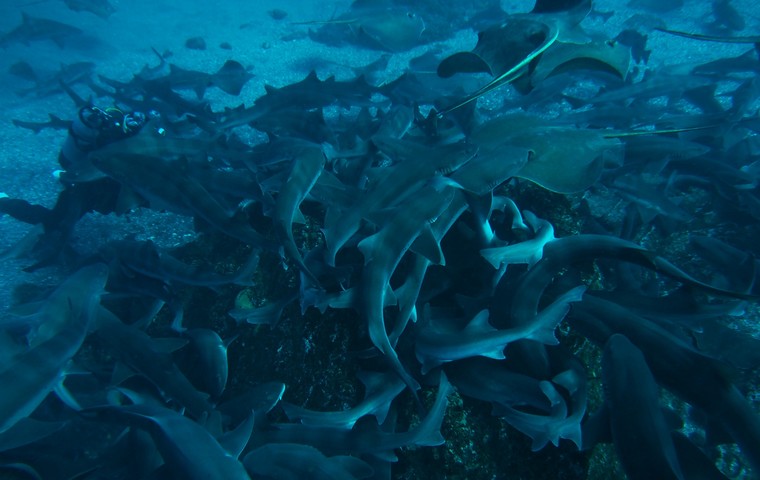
[0,106,156,270]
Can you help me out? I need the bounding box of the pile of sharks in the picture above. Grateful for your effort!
[2,0,760,478]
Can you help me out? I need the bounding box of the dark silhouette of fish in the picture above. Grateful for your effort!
[100,59,253,100]
[10,60,95,97]
[63,0,116,19]
[159,61,254,98]
[12,113,70,133]
[0,12,83,48]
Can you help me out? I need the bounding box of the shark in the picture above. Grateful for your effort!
[160,60,254,99]
[0,13,83,48]
[219,71,378,130]
[571,295,760,473]
[182,328,236,398]
[90,152,279,252]
[63,0,117,19]
[244,443,373,480]
[83,402,253,480]
[509,233,760,335]
[94,308,214,420]
[0,263,108,434]
[281,370,405,429]
[415,285,585,373]
[389,192,470,346]
[11,60,95,98]
[8,262,109,347]
[97,239,259,290]
[493,367,586,451]
[358,180,456,395]
[12,114,70,134]
[480,211,556,269]
[444,357,549,409]
[101,60,253,100]
[322,138,476,265]
[271,143,326,285]
[600,334,685,480]
[247,372,453,461]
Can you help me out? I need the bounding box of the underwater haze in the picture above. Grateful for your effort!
[1,0,760,478]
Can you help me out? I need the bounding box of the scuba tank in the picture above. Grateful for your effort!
[58,106,151,180]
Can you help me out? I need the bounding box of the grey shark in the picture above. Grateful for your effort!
[0,264,108,434]
[0,13,82,48]
[281,370,405,429]
[415,285,585,373]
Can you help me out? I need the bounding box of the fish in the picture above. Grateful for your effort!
[94,308,214,419]
[162,60,253,98]
[271,144,326,285]
[229,292,298,327]
[83,402,252,480]
[11,61,95,98]
[493,367,586,450]
[0,418,66,453]
[220,71,377,130]
[217,382,286,427]
[0,13,83,48]
[608,175,693,224]
[480,211,555,269]
[98,239,259,290]
[389,193,470,346]
[182,328,236,398]
[281,370,405,429]
[601,334,685,480]
[322,138,476,265]
[414,285,585,373]
[8,262,110,347]
[90,152,279,252]
[63,0,116,19]
[357,180,458,395]
[571,295,760,473]
[244,443,373,480]
[0,264,108,434]
[300,0,425,52]
[99,59,253,103]
[471,115,622,194]
[510,233,760,337]
[437,17,559,114]
[445,357,550,409]
[248,372,453,460]
[12,114,70,134]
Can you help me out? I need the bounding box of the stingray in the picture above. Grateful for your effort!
[435,0,600,115]
[471,115,623,194]
[295,0,425,52]
[436,16,559,114]
[528,38,631,86]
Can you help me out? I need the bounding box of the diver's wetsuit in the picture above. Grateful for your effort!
[0,106,150,269]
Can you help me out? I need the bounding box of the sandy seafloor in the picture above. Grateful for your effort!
[0,0,759,478]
